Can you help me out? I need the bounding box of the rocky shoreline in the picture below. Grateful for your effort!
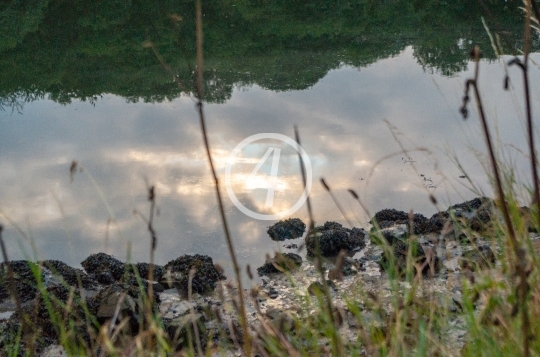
[0,197,538,356]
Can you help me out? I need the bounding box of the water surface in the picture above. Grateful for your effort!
[1,1,538,279]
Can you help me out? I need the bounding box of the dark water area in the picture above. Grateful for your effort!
[1,0,539,280]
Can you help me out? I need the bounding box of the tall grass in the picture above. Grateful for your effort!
[1,1,540,357]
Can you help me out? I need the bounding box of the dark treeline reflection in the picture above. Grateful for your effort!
[0,0,531,108]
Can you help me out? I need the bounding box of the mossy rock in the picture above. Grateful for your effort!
[162,254,225,293]
[257,253,302,276]
[267,218,306,241]
[305,222,365,257]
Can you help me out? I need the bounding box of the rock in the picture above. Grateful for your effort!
[204,318,241,347]
[265,308,295,332]
[162,254,225,293]
[381,239,441,276]
[256,253,302,276]
[81,253,125,284]
[448,197,495,233]
[125,262,165,282]
[328,256,358,280]
[376,224,408,245]
[40,260,98,289]
[0,260,85,304]
[519,206,538,232]
[267,218,306,241]
[342,258,359,276]
[371,209,410,225]
[369,198,495,244]
[87,284,142,336]
[7,284,93,353]
[448,197,489,215]
[282,243,298,249]
[307,280,336,296]
[305,222,366,257]
[40,344,67,357]
[267,287,279,299]
[163,313,206,351]
[308,281,325,296]
[0,260,43,303]
[96,287,137,321]
[114,275,163,305]
[347,311,359,329]
[468,204,494,231]
[426,211,451,234]
[370,209,429,237]
[459,245,495,271]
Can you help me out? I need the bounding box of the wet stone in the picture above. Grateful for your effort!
[0,261,74,303]
[370,209,429,236]
[267,218,306,241]
[342,258,359,276]
[426,211,451,234]
[96,287,137,321]
[519,206,538,232]
[267,287,279,299]
[0,260,40,303]
[448,197,489,215]
[40,260,98,289]
[459,245,495,271]
[10,284,93,352]
[163,313,207,351]
[305,222,366,257]
[375,224,407,245]
[257,253,302,276]
[347,311,359,329]
[381,239,441,276]
[283,243,298,249]
[468,204,494,232]
[162,254,225,293]
[125,262,165,282]
[308,280,336,296]
[266,308,295,332]
[81,253,125,284]
[448,197,495,232]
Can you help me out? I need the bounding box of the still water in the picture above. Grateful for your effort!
[1,1,539,279]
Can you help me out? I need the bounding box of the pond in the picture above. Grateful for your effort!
[1,0,539,280]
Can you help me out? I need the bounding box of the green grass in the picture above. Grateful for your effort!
[2,1,540,356]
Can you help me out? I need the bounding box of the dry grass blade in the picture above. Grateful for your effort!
[294,125,315,234]
[188,267,203,356]
[320,178,355,228]
[193,1,250,355]
[461,45,530,357]
[294,127,343,355]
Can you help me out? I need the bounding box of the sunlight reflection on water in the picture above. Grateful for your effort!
[1,48,539,282]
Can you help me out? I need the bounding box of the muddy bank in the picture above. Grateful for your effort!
[0,197,537,356]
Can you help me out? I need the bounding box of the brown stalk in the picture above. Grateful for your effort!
[460,46,517,249]
[294,126,315,234]
[293,127,343,356]
[460,45,529,357]
[193,1,250,355]
[505,3,538,354]
[188,268,203,356]
[507,2,540,224]
[250,292,299,357]
[146,185,156,329]
[320,178,355,228]
[347,188,372,219]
